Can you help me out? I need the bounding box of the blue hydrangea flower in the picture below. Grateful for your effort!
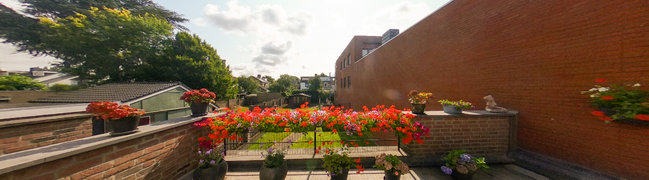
[206,149,213,155]
[441,166,453,175]
[210,160,216,165]
[268,147,273,153]
[199,160,204,164]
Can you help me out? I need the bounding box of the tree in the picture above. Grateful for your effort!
[37,7,173,83]
[236,76,260,94]
[0,75,45,90]
[142,32,237,99]
[269,74,299,96]
[263,75,275,84]
[308,74,323,104]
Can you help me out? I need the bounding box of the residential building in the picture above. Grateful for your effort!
[299,74,335,91]
[251,74,269,92]
[332,0,649,178]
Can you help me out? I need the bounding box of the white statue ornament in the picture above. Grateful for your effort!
[484,95,508,113]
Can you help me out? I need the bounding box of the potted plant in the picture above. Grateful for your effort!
[260,147,288,180]
[181,88,216,117]
[441,150,488,180]
[408,90,434,114]
[438,100,473,114]
[86,101,145,136]
[322,149,353,180]
[374,153,409,180]
[193,147,228,180]
[581,79,649,124]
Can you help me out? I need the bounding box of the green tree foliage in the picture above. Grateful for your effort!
[236,76,260,94]
[142,32,237,99]
[37,7,173,83]
[308,74,323,104]
[0,75,45,90]
[48,84,82,92]
[269,74,299,96]
[0,0,186,51]
[263,75,275,84]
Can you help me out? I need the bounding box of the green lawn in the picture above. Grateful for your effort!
[247,132,292,150]
[289,129,376,149]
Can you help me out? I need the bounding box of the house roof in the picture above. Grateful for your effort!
[30,82,185,103]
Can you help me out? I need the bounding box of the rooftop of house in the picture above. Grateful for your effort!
[29,82,185,104]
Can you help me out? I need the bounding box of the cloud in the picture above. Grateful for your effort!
[203,0,311,36]
[204,2,253,32]
[261,41,291,55]
[252,54,285,66]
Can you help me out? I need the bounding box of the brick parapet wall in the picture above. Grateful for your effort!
[402,111,516,166]
[0,115,211,180]
[0,113,92,155]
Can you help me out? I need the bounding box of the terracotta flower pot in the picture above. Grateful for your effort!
[411,104,426,114]
[259,160,288,180]
[191,102,209,117]
[193,160,228,180]
[108,116,139,136]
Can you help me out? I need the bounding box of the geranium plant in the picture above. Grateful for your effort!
[374,153,409,176]
[438,99,473,110]
[408,90,434,104]
[181,88,216,104]
[86,101,145,120]
[440,149,488,176]
[322,148,353,177]
[581,78,649,122]
[197,147,224,169]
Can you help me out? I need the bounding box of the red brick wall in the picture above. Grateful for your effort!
[0,122,203,180]
[336,0,649,178]
[403,113,514,166]
[0,113,92,155]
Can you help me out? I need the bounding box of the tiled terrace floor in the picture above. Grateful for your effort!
[185,164,548,180]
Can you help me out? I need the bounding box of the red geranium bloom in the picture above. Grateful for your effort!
[591,111,605,116]
[595,78,607,83]
[598,116,612,122]
[600,96,615,100]
[635,114,649,121]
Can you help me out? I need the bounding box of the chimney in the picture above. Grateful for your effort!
[257,74,261,79]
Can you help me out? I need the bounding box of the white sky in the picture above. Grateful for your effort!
[0,0,451,78]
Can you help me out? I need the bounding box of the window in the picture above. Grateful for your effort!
[342,77,346,88]
[347,76,351,88]
[362,49,373,57]
[347,53,351,65]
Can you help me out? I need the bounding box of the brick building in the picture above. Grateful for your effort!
[334,0,649,178]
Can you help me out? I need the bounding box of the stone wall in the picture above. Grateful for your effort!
[0,115,208,180]
[402,111,516,166]
[0,113,92,155]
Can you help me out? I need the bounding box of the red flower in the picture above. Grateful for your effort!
[354,158,361,163]
[635,114,649,121]
[601,96,615,100]
[591,111,605,117]
[598,116,612,122]
[395,172,399,176]
[595,78,607,83]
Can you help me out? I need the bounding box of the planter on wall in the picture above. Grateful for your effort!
[442,105,463,114]
[191,102,210,117]
[108,116,140,136]
[330,168,349,180]
[411,104,426,114]
[384,171,400,180]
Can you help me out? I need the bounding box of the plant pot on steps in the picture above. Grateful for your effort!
[259,160,288,180]
[191,102,210,117]
[330,168,349,180]
[109,115,140,136]
[193,160,228,180]
[384,171,401,180]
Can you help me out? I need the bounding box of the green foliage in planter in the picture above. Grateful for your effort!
[438,99,473,110]
[582,81,649,121]
[322,149,353,176]
[263,148,285,168]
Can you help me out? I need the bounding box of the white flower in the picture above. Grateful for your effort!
[597,87,609,92]
[633,83,641,87]
[589,88,598,92]
[590,94,597,98]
